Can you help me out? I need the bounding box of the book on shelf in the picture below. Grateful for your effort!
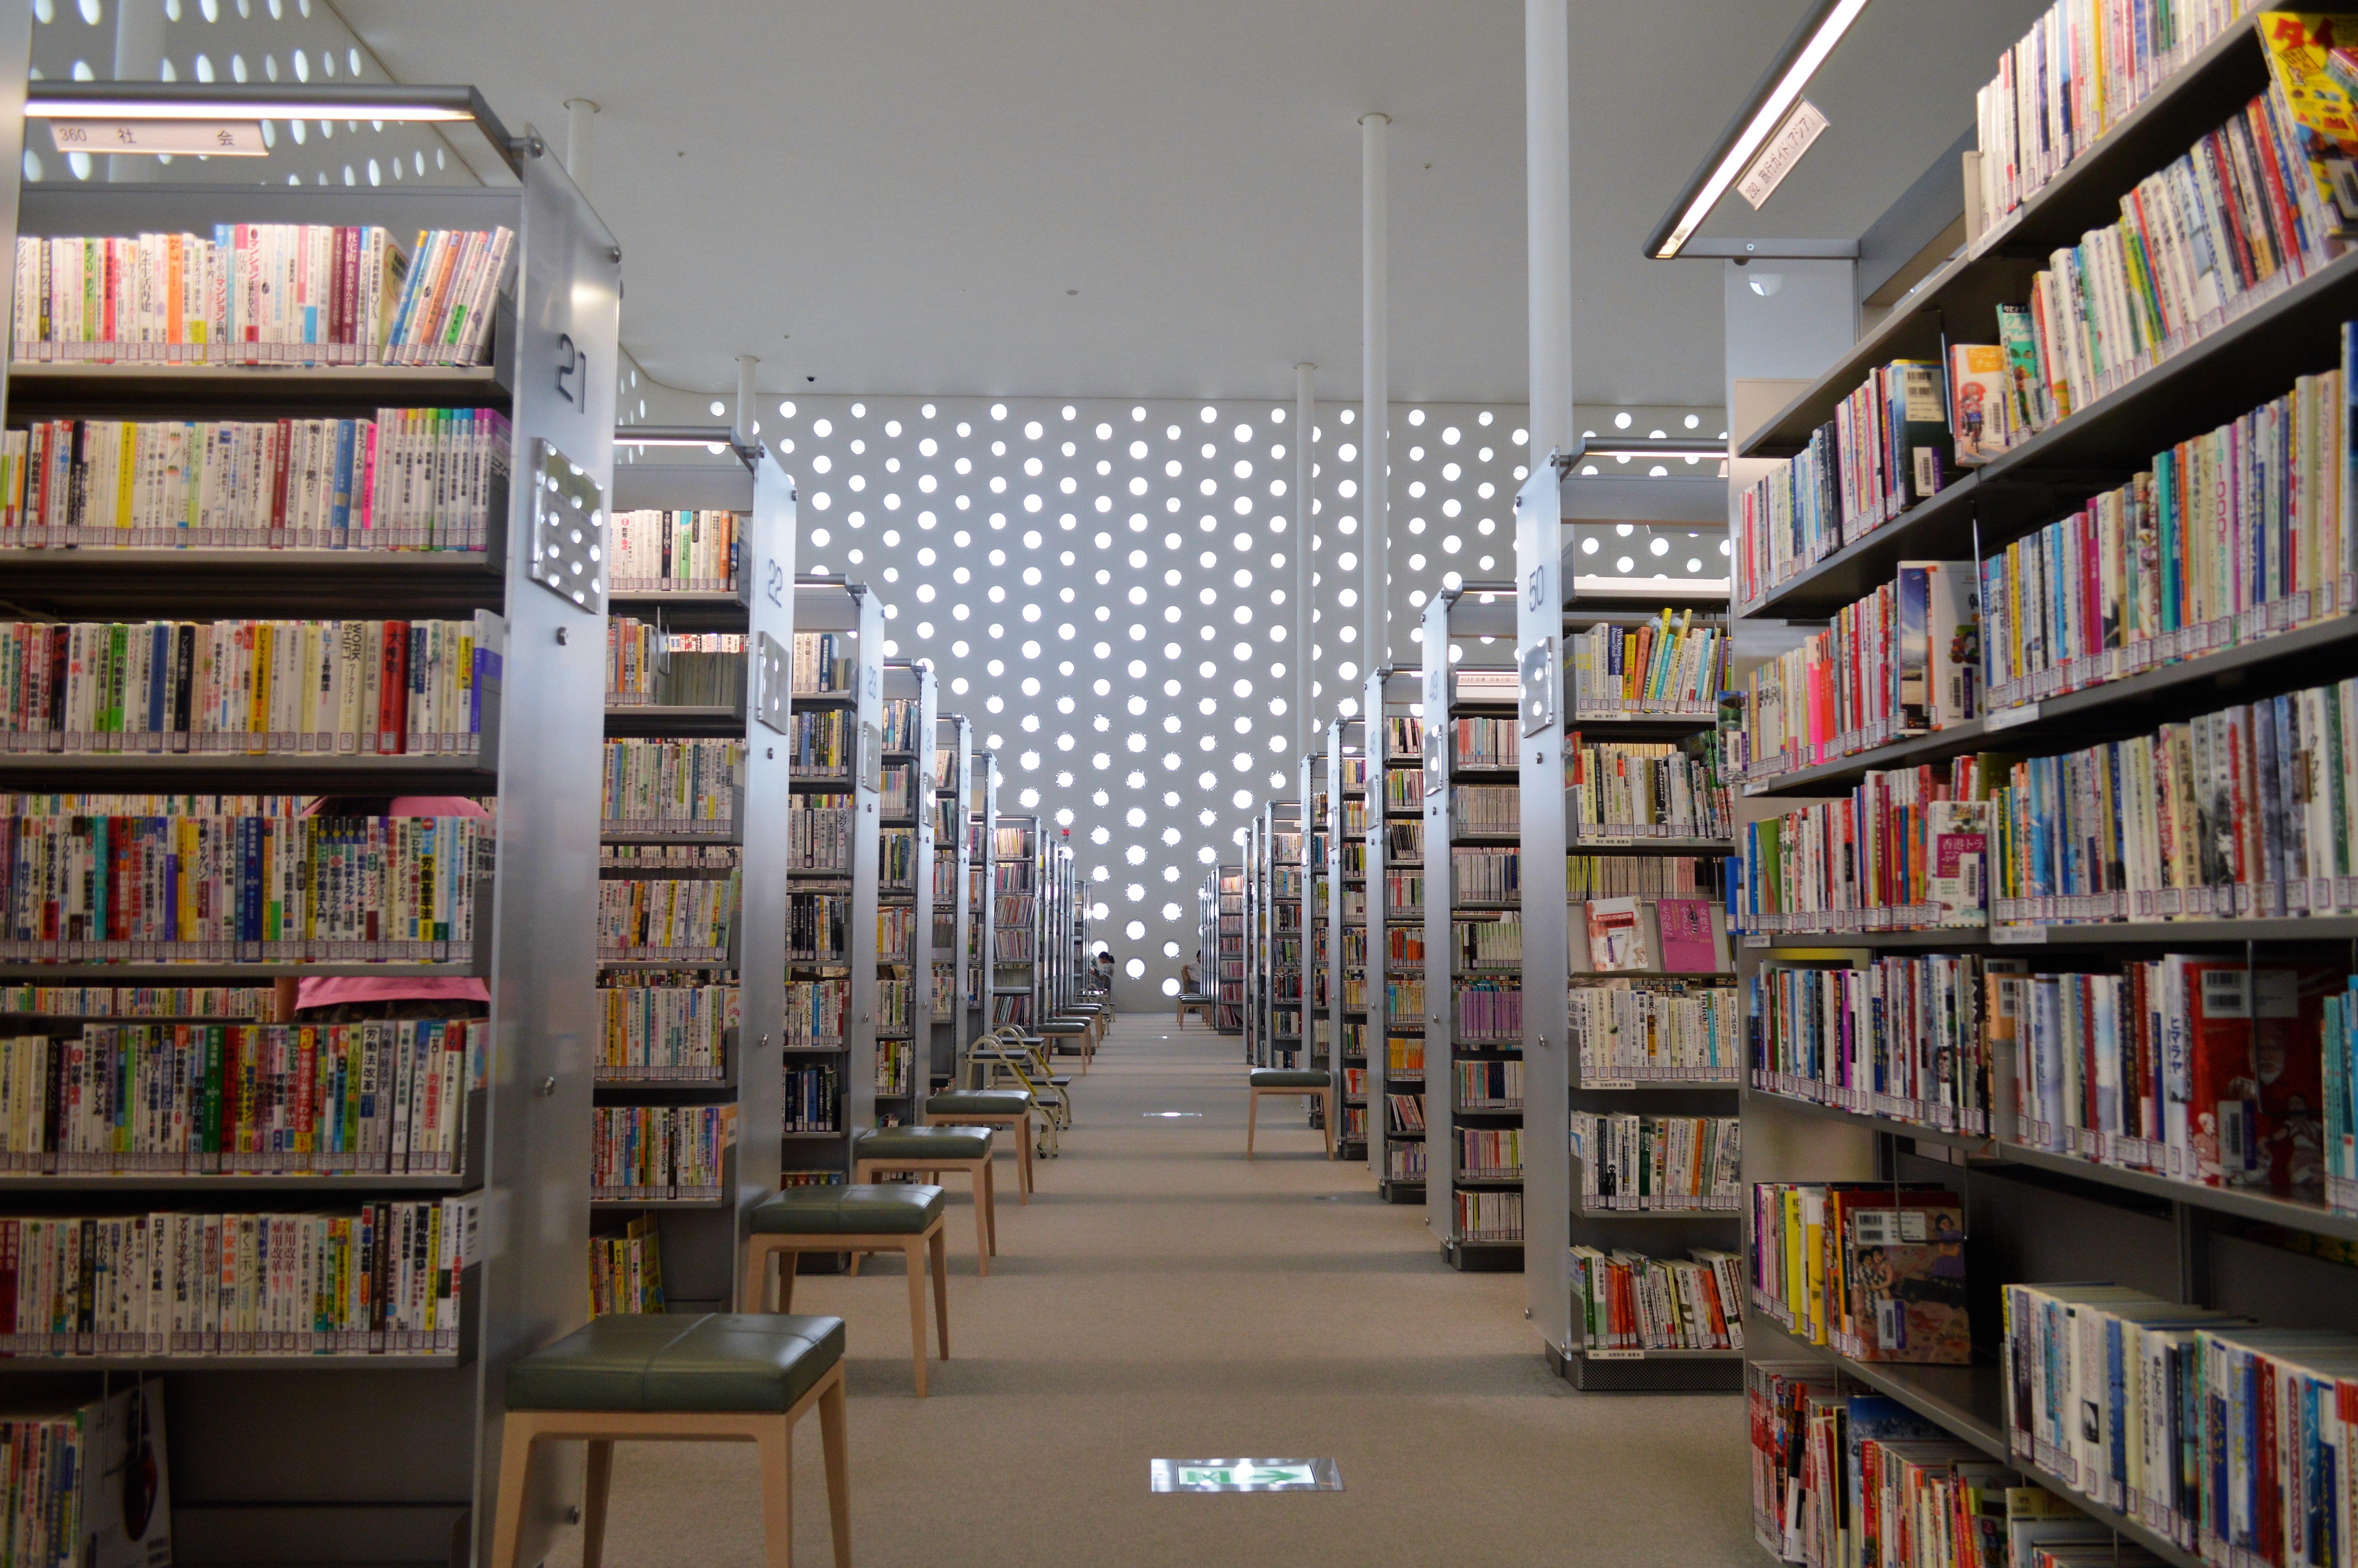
[786,794,855,872]
[785,894,851,963]
[605,620,746,709]
[3,614,507,757]
[1449,847,1519,903]
[1453,980,1520,1041]
[10,224,513,366]
[1569,978,1739,1082]
[1450,915,1520,968]
[597,876,738,963]
[602,739,742,835]
[1565,854,1719,899]
[1,808,486,964]
[1453,1058,1523,1110]
[1566,610,1723,719]
[0,1200,474,1355]
[0,1385,172,1566]
[1453,1188,1522,1242]
[1449,783,1518,835]
[1981,365,2348,709]
[0,1018,478,1174]
[596,983,734,1080]
[1565,734,1730,842]
[1385,1092,1426,1133]
[591,1104,735,1201]
[1457,1125,1522,1179]
[611,510,740,595]
[1453,668,1518,703]
[1583,897,1653,972]
[1750,954,2006,1134]
[2,984,278,1020]
[0,409,514,552]
[1732,755,1995,934]
[1752,1182,1970,1363]
[1386,1142,1426,1182]
[1653,898,1724,972]
[784,1061,839,1133]
[1995,1282,2358,1562]
[1570,1113,1739,1210]
[588,1213,663,1316]
[792,633,857,695]
[1571,1247,1743,1353]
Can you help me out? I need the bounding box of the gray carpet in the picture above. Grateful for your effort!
[544,1016,1759,1566]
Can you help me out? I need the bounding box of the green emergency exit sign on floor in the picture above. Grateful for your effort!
[1148,1459,1342,1492]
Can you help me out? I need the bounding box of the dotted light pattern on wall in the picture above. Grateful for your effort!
[25,0,474,189]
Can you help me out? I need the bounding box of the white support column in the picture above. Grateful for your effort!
[1526,0,1574,456]
[1360,112,1389,671]
[734,355,758,447]
[564,98,599,200]
[1293,362,1314,763]
[107,0,167,183]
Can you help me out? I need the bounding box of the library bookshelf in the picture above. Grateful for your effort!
[875,662,936,1124]
[1364,669,1428,1202]
[927,713,973,1105]
[1326,718,1371,1163]
[1701,8,2358,1559]
[0,105,615,1567]
[962,751,999,1083]
[1421,589,1525,1271]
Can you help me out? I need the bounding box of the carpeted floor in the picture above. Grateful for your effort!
[545,1015,1759,1566]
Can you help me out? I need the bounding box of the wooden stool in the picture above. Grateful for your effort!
[493,1312,849,1568]
[924,1089,1037,1200]
[1039,1017,1093,1072]
[852,1125,998,1273]
[1176,996,1213,1027]
[741,1185,951,1395]
[1247,1068,1334,1159]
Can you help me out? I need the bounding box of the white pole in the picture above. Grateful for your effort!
[1361,113,1389,672]
[1293,362,1314,763]
[1526,0,1574,458]
[107,0,166,182]
[734,355,758,447]
[564,98,600,200]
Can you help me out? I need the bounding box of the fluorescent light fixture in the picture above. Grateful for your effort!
[24,81,518,169]
[1644,0,1872,260]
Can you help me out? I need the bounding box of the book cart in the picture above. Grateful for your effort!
[1420,591,1526,1269]
[1326,719,1371,1162]
[927,713,972,1104]
[598,432,795,1322]
[1214,866,1245,1033]
[1714,14,2358,1562]
[1511,515,1742,1389]
[989,815,1038,1034]
[961,750,997,1084]
[0,85,617,1567]
[780,580,883,1184]
[1364,669,1428,1201]
[873,662,936,1126]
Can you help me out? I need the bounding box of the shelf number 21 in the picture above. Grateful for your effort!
[554,333,586,405]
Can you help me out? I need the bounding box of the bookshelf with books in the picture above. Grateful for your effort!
[1418,592,1526,1269]
[1512,539,1745,1388]
[1255,800,1304,1070]
[989,815,1039,1034]
[927,713,972,1104]
[1366,668,1428,1201]
[593,434,793,1321]
[873,662,934,1123]
[0,100,617,1568]
[1327,718,1370,1162]
[779,581,883,1180]
[1214,865,1245,1034]
[1696,9,2358,1561]
[962,751,998,1083]
[1299,748,1338,1147]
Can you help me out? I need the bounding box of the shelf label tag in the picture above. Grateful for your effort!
[1992,924,2048,945]
[1985,701,2043,733]
[50,118,267,156]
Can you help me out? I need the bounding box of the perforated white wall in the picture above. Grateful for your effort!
[617,386,1727,1002]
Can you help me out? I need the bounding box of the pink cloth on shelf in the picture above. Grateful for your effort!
[295,796,494,1011]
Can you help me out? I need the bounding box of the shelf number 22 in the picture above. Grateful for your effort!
[764,558,786,607]
[554,333,586,406]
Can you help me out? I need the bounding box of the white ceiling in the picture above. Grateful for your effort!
[337,0,2046,406]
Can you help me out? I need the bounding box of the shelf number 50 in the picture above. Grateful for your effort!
[554,332,587,406]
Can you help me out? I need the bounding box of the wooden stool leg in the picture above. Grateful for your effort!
[903,1238,928,1397]
[819,1372,853,1568]
[970,1167,990,1277]
[488,1418,537,1568]
[1323,1089,1335,1159]
[740,1239,769,1312]
[981,1157,998,1256]
[929,1226,950,1359]
[756,1416,797,1568]
[581,1439,614,1568]
[1018,1113,1034,1199]
[1247,1087,1258,1156]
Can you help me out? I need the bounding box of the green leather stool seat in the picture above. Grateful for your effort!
[1251,1069,1331,1089]
[855,1125,993,1162]
[927,1090,1031,1116]
[505,1312,844,1414]
[1040,1020,1089,1034]
[751,1183,946,1236]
